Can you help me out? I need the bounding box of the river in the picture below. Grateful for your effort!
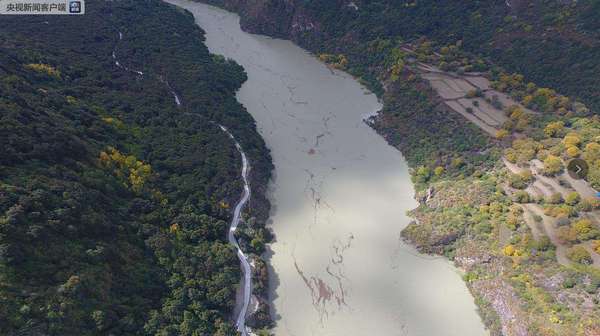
[165,1,488,335]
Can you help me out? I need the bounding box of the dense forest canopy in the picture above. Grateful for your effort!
[0,0,271,335]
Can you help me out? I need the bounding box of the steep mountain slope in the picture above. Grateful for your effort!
[0,1,271,335]
[203,0,600,112]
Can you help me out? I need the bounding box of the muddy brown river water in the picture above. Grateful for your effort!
[165,1,489,335]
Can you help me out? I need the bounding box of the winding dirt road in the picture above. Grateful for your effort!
[220,125,253,336]
[111,30,253,335]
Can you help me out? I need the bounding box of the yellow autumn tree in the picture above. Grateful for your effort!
[583,142,600,163]
[24,63,61,78]
[543,155,563,176]
[99,147,155,193]
[563,133,581,148]
[566,146,580,158]
[544,121,564,137]
[496,129,509,139]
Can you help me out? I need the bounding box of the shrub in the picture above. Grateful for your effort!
[503,244,518,256]
[546,193,563,204]
[544,204,576,218]
[563,133,581,148]
[566,146,580,158]
[564,192,581,206]
[562,276,577,289]
[490,95,503,109]
[496,129,509,139]
[414,166,431,183]
[509,173,528,189]
[534,236,553,252]
[544,121,565,137]
[520,170,533,182]
[572,218,600,241]
[567,246,593,265]
[557,225,578,244]
[543,154,563,176]
[579,197,600,212]
[592,240,600,254]
[513,190,531,203]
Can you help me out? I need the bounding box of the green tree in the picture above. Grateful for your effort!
[414,166,431,184]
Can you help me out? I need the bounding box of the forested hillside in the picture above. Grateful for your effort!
[204,0,600,112]
[0,1,271,335]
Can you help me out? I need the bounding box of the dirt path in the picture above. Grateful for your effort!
[561,171,597,199]
[529,160,574,198]
[524,204,570,266]
[502,158,529,175]
[221,125,253,336]
[520,205,545,240]
[503,158,600,269]
[532,180,555,199]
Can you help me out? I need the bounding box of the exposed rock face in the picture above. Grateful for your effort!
[472,278,529,336]
[200,0,329,44]
[202,0,297,36]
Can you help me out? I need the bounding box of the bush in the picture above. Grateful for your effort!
[557,225,578,244]
[543,154,563,176]
[562,276,577,289]
[567,246,593,265]
[513,190,531,203]
[534,236,553,252]
[544,121,565,137]
[579,197,600,212]
[572,218,600,241]
[414,166,431,184]
[490,95,503,109]
[545,204,577,218]
[565,192,581,206]
[546,193,563,204]
[503,244,518,256]
[509,173,528,189]
[593,240,600,254]
[496,129,509,139]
